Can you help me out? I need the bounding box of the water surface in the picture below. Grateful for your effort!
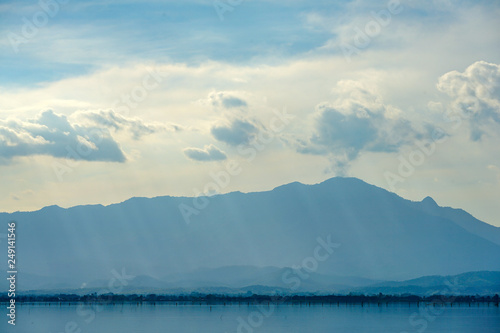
[2,302,499,332]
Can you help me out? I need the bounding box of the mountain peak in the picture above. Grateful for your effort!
[271,177,365,193]
[39,204,62,212]
[421,196,438,207]
[272,181,306,191]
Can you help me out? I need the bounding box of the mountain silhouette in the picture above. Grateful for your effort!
[2,177,500,289]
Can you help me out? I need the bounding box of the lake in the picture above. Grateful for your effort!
[2,302,499,332]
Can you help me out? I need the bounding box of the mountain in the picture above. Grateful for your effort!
[13,268,500,297]
[160,265,379,291]
[1,177,500,289]
[349,271,500,296]
[414,196,500,246]
[14,265,379,293]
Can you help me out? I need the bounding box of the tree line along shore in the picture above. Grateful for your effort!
[1,293,499,307]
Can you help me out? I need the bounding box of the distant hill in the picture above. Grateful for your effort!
[2,177,500,289]
[348,271,500,296]
[13,268,500,297]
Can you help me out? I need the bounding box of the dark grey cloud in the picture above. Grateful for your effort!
[0,110,126,163]
[294,82,430,174]
[298,106,421,157]
[183,145,227,162]
[311,106,378,157]
[211,118,259,146]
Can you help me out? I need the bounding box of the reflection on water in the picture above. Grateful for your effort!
[2,302,499,333]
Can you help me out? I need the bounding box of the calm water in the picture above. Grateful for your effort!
[2,302,499,332]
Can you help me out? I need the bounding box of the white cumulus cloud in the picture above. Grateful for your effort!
[437,60,500,140]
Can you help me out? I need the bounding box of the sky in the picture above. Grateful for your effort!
[1,0,500,226]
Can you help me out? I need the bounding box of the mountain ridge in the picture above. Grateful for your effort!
[11,268,500,297]
[1,177,500,285]
[4,176,498,233]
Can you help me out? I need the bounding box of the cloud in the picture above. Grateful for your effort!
[183,144,227,162]
[294,80,427,173]
[437,60,500,140]
[211,118,259,146]
[10,189,34,201]
[203,91,266,147]
[206,91,248,110]
[74,110,181,140]
[0,110,126,163]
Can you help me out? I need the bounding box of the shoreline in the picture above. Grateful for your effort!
[1,293,499,306]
